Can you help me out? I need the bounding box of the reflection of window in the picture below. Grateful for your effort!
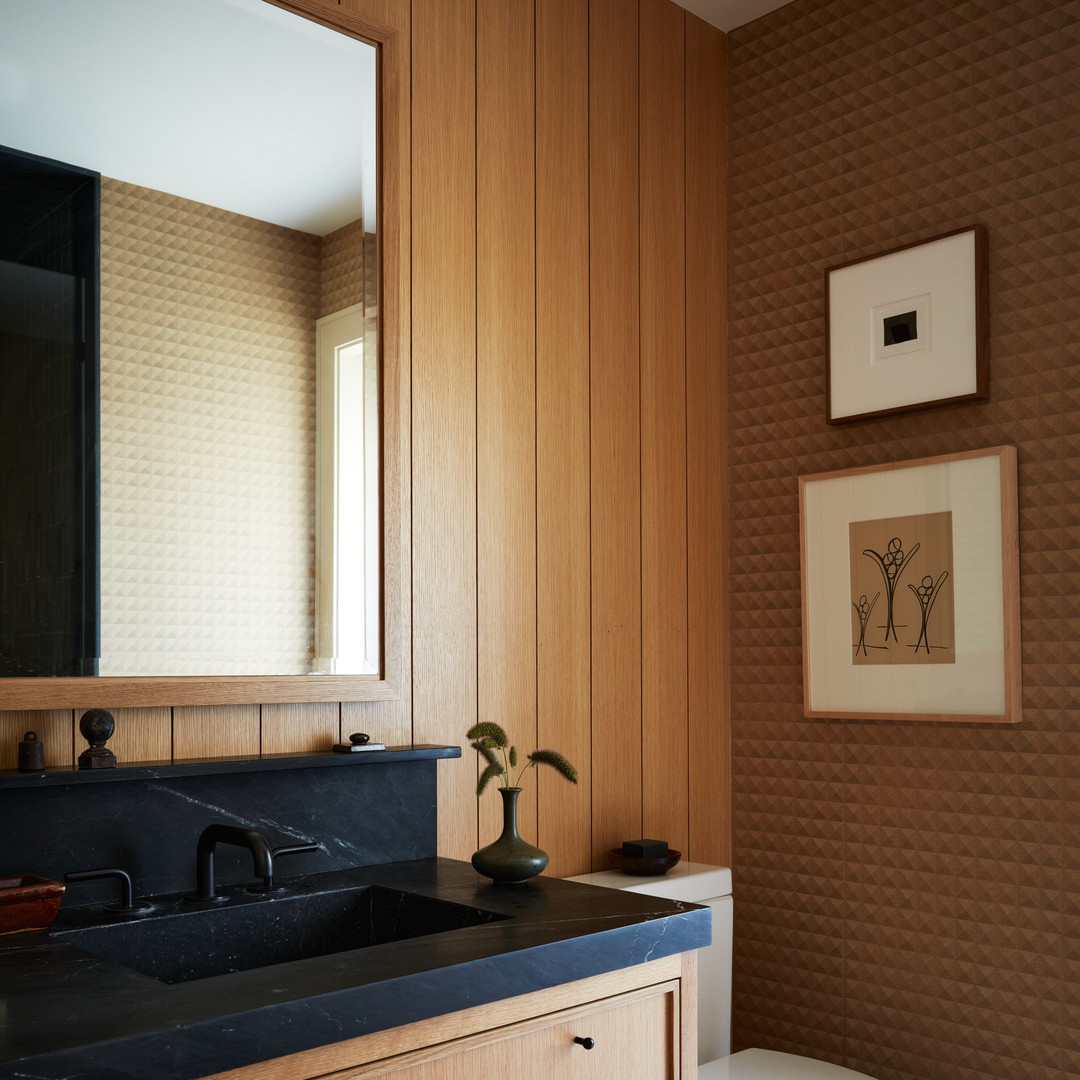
[313,304,379,675]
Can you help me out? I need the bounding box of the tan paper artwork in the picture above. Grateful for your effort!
[849,511,955,665]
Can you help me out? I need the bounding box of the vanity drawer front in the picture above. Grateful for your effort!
[198,956,696,1080]
[338,981,679,1079]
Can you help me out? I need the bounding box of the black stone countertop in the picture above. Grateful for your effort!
[0,857,710,1080]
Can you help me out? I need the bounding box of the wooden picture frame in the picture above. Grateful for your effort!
[800,446,1020,723]
[826,225,988,423]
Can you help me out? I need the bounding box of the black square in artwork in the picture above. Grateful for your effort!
[883,310,918,346]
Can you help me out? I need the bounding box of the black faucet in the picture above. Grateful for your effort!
[186,824,318,903]
[64,867,153,915]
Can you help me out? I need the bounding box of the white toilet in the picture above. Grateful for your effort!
[568,862,876,1080]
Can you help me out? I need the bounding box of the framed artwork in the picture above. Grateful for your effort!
[826,225,988,423]
[800,446,1020,723]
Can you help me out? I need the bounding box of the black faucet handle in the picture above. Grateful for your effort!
[272,842,320,859]
[246,842,320,894]
[65,867,153,915]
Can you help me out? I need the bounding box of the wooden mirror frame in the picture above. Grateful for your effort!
[0,0,410,710]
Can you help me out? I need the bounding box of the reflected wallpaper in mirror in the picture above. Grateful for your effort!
[0,0,379,678]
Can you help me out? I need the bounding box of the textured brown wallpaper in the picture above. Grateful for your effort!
[99,178,321,674]
[319,217,368,318]
[97,182,374,676]
[726,2,1080,1079]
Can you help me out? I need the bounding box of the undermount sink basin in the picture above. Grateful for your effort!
[51,885,508,984]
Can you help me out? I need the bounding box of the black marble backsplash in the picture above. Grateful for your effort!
[0,759,438,905]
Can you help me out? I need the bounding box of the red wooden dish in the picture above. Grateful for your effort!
[0,875,65,934]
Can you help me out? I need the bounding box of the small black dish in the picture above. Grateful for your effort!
[607,848,682,876]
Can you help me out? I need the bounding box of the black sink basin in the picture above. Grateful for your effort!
[51,885,508,984]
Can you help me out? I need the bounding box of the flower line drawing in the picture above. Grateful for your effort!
[852,592,882,656]
[862,536,920,643]
[908,571,949,654]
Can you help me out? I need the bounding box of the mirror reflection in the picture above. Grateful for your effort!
[0,0,379,678]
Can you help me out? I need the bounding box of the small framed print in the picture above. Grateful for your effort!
[826,225,988,423]
[800,446,1021,724]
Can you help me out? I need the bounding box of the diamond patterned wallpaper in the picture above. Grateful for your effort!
[320,217,368,319]
[726,2,1080,1078]
[99,178,321,674]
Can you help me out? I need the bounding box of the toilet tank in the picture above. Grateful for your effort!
[567,862,733,1065]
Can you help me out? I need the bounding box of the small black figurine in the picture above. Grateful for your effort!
[78,709,118,770]
[17,731,45,773]
[332,732,387,753]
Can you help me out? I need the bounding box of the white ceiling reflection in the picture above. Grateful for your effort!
[0,0,375,236]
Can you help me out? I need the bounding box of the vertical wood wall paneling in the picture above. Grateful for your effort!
[340,0,414,756]
[2,0,731,879]
[173,705,260,759]
[261,702,341,754]
[589,0,643,867]
[684,16,729,865]
[475,0,538,848]
[410,0,479,861]
[94,707,171,764]
[535,0,592,878]
[638,0,689,855]
[0,711,74,769]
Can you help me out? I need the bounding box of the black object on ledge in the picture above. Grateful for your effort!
[621,838,668,859]
[78,709,118,770]
[17,731,45,773]
[0,744,460,789]
[333,732,387,753]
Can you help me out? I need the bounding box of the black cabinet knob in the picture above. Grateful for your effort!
[573,1036,595,1050]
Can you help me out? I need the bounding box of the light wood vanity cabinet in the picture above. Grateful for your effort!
[206,954,696,1080]
[361,981,674,1080]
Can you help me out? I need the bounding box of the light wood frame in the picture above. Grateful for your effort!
[0,0,410,710]
[800,446,1020,723]
[825,224,989,424]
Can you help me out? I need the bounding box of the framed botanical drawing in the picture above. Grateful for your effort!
[800,446,1020,723]
[825,225,988,423]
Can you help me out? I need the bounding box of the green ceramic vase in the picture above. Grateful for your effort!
[471,787,548,884]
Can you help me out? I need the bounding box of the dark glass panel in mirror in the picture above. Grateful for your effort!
[0,146,99,675]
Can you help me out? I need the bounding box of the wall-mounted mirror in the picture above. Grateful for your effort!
[0,0,400,705]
